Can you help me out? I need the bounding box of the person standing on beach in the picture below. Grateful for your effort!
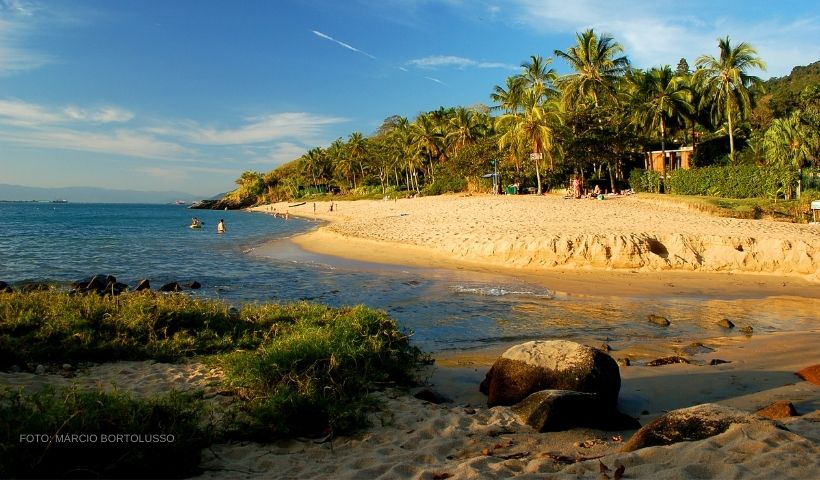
[217,219,226,234]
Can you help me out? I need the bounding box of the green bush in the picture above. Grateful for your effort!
[666,164,800,199]
[421,175,467,196]
[0,387,207,478]
[628,169,661,193]
[221,305,426,439]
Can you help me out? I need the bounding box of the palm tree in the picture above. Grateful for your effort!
[554,29,630,108]
[694,37,766,164]
[496,84,561,194]
[628,66,693,179]
[446,107,488,157]
[409,113,444,184]
[490,76,526,113]
[519,55,559,95]
[764,112,814,198]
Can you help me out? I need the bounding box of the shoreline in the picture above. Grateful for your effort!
[250,195,820,299]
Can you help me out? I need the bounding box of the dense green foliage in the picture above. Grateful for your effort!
[221,32,816,208]
[666,164,799,198]
[0,387,207,478]
[0,291,427,468]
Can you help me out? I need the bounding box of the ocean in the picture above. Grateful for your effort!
[2,202,817,355]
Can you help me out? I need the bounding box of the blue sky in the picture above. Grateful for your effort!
[1,0,818,197]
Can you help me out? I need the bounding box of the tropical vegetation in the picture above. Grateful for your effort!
[223,32,817,215]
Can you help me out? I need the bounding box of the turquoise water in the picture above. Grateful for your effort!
[2,202,817,355]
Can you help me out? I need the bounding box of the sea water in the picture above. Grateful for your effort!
[1,202,817,355]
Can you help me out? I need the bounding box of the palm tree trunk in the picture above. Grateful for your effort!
[533,142,542,195]
[660,118,667,193]
[726,90,735,165]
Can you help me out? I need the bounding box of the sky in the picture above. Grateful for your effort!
[0,0,818,197]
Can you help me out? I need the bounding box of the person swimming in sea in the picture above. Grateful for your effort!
[217,219,225,233]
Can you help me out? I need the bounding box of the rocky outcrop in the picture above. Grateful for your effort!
[622,403,763,452]
[480,340,621,408]
[511,389,640,432]
[754,401,798,420]
[71,274,127,296]
[796,364,820,385]
[189,196,255,210]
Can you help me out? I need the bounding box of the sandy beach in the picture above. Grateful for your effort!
[245,194,819,478]
[2,194,817,479]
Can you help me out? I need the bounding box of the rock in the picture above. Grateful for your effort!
[677,342,714,356]
[622,404,762,452]
[647,314,670,326]
[754,401,798,420]
[710,359,731,365]
[159,282,183,292]
[739,325,754,335]
[20,282,51,292]
[717,318,735,329]
[413,388,452,404]
[511,390,641,432]
[134,279,151,291]
[35,364,46,375]
[228,306,240,320]
[61,364,73,371]
[187,281,201,289]
[796,364,820,385]
[599,343,612,352]
[479,340,621,408]
[0,281,12,293]
[617,357,631,367]
[646,356,690,366]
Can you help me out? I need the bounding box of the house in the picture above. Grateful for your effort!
[645,146,693,174]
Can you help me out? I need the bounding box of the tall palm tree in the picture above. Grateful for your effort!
[764,112,813,170]
[496,84,561,194]
[519,55,559,95]
[554,29,630,108]
[694,37,766,164]
[446,107,487,157]
[490,76,526,113]
[409,113,444,184]
[628,66,693,178]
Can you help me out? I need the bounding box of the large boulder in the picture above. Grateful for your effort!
[479,340,621,407]
[622,403,762,452]
[511,389,641,432]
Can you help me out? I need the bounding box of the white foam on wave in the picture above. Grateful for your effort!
[451,285,552,298]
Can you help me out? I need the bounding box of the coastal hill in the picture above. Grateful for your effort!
[0,183,201,204]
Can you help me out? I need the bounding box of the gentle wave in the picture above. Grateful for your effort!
[451,284,553,298]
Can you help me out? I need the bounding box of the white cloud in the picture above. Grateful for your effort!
[494,0,819,77]
[164,112,348,146]
[424,76,446,85]
[0,1,55,75]
[63,106,134,123]
[407,54,518,70]
[311,29,377,59]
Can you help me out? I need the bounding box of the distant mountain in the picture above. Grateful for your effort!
[0,184,203,204]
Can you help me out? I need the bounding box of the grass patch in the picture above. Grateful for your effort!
[0,387,208,478]
[638,192,820,222]
[0,291,428,471]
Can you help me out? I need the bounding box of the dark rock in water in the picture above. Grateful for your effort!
[20,282,51,292]
[103,281,128,296]
[159,282,183,292]
[717,318,735,329]
[646,356,690,366]
[710,359,731,366]
[622,404,764,452]
[599,343,612,352]
[617,357,631,367]
[796,364,820,385]
[647,314,670,326]
[480,340,621,408]
[755,401,798,420]
[134,279,151,291]
[413,388,452,404]
[511,389,641,432]
[187,281,201,289]
[0,281,12,293]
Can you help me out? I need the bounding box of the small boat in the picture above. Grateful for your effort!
[51,199,68,203]
[175,200,186,205]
